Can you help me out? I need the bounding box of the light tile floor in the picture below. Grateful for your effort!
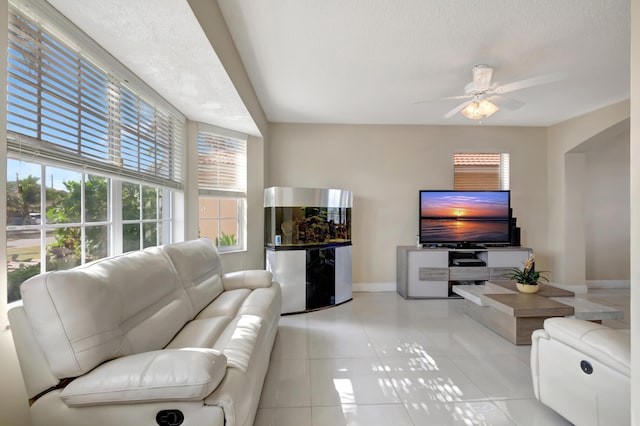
[256,289,630,426]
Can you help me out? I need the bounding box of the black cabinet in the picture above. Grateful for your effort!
[306,247,336,310]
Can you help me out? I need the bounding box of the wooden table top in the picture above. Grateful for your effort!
[487,280,575,298]
[484,293,575,318]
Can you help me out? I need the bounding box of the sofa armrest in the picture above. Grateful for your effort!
[8,306,60,400]
[60,348,227,406]
[222,270,273,291]
[542,317,630,376]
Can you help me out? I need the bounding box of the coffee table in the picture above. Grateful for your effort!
[452,281,623,345]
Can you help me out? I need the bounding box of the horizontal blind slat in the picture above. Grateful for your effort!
[197,131,247,192]
[7,5,184,189]
[453,153,505,191]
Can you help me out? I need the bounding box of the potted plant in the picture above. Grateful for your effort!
[509,253,548,294]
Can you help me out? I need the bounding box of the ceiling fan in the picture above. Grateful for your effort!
[439,64,566,120]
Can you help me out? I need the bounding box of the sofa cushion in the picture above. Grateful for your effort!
[163,238,225,313]
[60,349,227,406]
[221,315,263,372]
[21,247,193,378]
[221,270,274,291]
[238,285,282,321]
[196,289,251,319]
[165,317,233,349]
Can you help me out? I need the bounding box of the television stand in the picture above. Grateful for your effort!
[455,243,485,249]
[396,245,532,299]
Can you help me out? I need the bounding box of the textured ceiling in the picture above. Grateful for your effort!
[217,0,630,126]
[48,0,260,136]
[47,0,629,130]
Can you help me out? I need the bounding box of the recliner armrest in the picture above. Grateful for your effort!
[222,270,273,291]
[60,348,227,406]
[542,317,630,376]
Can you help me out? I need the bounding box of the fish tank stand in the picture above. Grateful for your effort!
[264,187,353,314]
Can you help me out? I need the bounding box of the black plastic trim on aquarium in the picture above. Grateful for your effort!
[280,297,354,316]
[264,241,352,251]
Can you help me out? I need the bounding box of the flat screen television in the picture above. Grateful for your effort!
[419,190,511,247]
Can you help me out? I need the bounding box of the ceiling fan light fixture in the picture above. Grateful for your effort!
[460,98,500,120]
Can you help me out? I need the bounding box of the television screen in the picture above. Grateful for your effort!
[419,190,511,246]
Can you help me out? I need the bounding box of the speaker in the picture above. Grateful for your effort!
[511,226,521,246]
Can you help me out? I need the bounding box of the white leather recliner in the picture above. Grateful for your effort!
[530,317,630,426]
[9,238,281,426]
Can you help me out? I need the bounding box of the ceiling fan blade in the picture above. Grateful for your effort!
[488,95,525,110]
[494,72,567,94]
[442,94,475,101]
[444,100,472,119]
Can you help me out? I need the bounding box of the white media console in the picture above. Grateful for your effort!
[396,245,532,298]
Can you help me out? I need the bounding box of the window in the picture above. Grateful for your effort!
[121,182,172,252]
[199,196,242,249]
[7,159,112,303]
[6,158,175,303]
[454,153,510,190]
[5,2,184,303]
[197,126,247,252]
[7,2,184,188]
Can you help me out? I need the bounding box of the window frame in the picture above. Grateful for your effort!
[6,156,177,304]
[4,1,185,306]
[7,0,185,189]
[198,194,246,253]
[453,152,510,190]
[196,124,248,253]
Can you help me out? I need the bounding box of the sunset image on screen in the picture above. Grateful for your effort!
[419,191,510,243]
[420,192,508,219]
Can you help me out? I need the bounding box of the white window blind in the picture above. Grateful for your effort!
[198,130,247,195]
[499,153,510,190]
[454,153,510,190]
[7,4,184,189]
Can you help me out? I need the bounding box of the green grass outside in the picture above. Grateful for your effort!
[7,245,40,262]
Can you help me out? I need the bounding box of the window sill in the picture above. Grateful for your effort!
[218,248,247,255]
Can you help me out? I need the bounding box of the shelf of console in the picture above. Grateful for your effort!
[396,246,532,299]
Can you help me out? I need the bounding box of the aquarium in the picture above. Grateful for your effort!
[264,187,352,248]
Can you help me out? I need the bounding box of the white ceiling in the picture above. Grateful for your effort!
[47,0,260,136]
[47,0,630,130]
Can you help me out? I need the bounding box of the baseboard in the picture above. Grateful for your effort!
[353,282,395,292]
[545,282,589,294]
[585,280,630,289]
[352,280,630,293]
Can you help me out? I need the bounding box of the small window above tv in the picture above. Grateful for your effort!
[453,153,510,191]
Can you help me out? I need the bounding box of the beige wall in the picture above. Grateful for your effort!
[584,130,630,282]
[268,124,548,287]
[0,330,29,425]
[630,0,639,422]
[546,101,630,285]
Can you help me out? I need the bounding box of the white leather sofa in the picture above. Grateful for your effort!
[9,238,281,426]
[530,317,630,426]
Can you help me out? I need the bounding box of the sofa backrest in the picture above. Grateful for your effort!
[163,238,225,314]
[20,246,194,379]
